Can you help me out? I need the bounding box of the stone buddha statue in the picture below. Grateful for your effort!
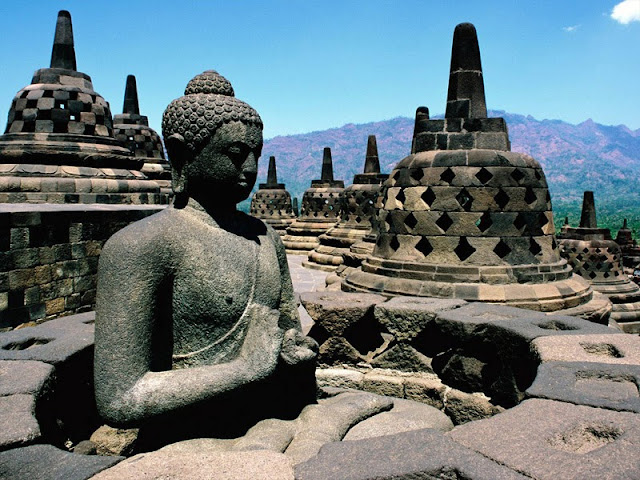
[93,71,318,446]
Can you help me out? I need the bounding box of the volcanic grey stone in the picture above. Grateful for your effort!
[373,296,466,342]
[94,71,318,444]
[295,428,527,480]
[370,343,434,372]
[0,360,54,397]
[0,313,94,365]
[91,449,293,480]
[444,389,503,425]
[526,361,640,413]
[533,333,640,365]
[0,444,122,480]
[0,394,41,450]
[343,397,453,440]
[300,291,386,336]
[449,398,640,480]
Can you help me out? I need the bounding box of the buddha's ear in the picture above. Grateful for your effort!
[166,134,189,194]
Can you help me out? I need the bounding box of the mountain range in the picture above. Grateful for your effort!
[249,111,640,232]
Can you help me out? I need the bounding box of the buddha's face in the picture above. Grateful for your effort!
[185,121,263,204]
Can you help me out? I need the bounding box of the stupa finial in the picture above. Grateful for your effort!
[266,156,278,186]
[123,75,140,115]
[363,135,380,174]
[50,10,76,70]
[411,106,430,154]
[321,147,334,181]
[623,218,628,229]
[579,191,597,228]
[445,23,487,119]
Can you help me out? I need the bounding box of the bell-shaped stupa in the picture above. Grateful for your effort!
[0,11,165,204]
[560,192,640,332]
[343,23,610,323]
[249,155,296,234]
[282,147,344,254]
[305,135,388,271]
[113,75,171,194]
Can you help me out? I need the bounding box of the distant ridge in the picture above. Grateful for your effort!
[248,112,640,231]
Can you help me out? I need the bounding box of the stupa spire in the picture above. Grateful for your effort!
[321,147,334,181]
[411,106,430,154]
[579,191,597,228]
[50,10,76,71]
[363,135,380,174]
[445,23,487,119]
[266,156,278,185]
[123,75,140,115]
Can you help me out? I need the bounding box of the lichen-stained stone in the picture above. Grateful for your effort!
[0,444,121,480]
[444,389,503,425]
[317,336,364,366]
[532,334,640,365]
[370,343,434,372]
[373,296,466,341]
[526,362,640,413]
[343,397,453,441]
[343,23,610,323]
[295,428,528,480]
[449,399,640,480]
[300,291,386,336]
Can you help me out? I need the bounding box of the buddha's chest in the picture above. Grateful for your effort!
[170,232,275,355]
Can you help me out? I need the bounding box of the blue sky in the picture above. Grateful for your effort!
[0,1,638,139]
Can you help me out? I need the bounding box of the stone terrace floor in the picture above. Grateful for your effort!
[287,254,327,333]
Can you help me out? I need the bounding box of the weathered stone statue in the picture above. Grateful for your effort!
[94,70,318,448]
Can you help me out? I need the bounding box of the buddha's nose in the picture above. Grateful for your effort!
[242,153,258,175]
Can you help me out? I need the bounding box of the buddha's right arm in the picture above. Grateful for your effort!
[94,227,283,427]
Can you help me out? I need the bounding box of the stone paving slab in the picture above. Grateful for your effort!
[449,398,640,480]
[0,444,123,480]
[526,361,640,413]
[532,333,640,365]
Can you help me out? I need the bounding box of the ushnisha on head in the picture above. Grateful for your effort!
[162,70,263,206]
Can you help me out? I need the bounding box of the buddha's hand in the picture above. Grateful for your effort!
[280,328,318,366]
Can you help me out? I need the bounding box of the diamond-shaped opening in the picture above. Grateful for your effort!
[511,168,526,183]
[421,187,436,207]
[524,187,537,205]
[390,236,400,251]
[395,189,406,205]
[552,237,558,250]
[411,168,424,181]
[529,237,542,255]
[589,271,597,279]
[404,212,418,230]
[603,272,610,279]
[535,170,542,180]
[537,212,549,232]
[343,316,386,356]
[436,212,454,232]
[513,213,526,230]
[415,237,433,257]
[475,167,493,185]
[476,212,493,232]
[454,237,476,261]
[494,239,512,259]
[455,188,474,212]
[440,167,456,184]
[355,216,362,223]
[494,189,510,209]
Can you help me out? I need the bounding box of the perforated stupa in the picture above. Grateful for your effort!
[282,147,344,254]
[343,23,610,322]
[249,155,296,234]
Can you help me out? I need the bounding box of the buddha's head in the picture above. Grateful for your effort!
[162,70,263,206]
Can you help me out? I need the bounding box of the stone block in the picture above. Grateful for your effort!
[90,425,140,456]
[526,361,640,413]
[370,343,434,372]
[300,292,386,336]
[362,372,404,397]
[449,399,640,480]
[0,394,41,450]
[343,397,453,441]
[295,428,527,480]
[317,336,364,366]
[403,376,446,409]
[315,368,364,390]
[533,334,640,365]
[374,296,466,342]
[445,389,502,425]
[0,360,54,397]
[0,444,123,480]
[91,449,291,480]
